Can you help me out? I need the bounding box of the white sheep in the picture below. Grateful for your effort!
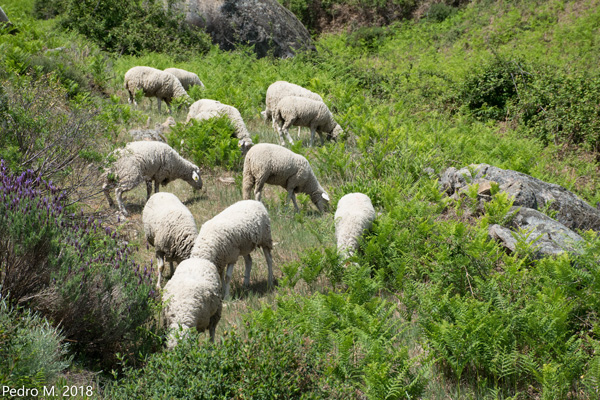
[262,80,323,123]
[102,141,202,217]
[190,200,274,299]
[242,143,330,212]
[124,66,191,113]
[128,116,176,142]
[334,193,376,257]
[186,99,253,154]
[274,96,343,147]
[143,192,198,289]
[163,67,205,91]
[162,258,222,348]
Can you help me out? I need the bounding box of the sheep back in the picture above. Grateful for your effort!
[264,81,323,121]
[143,192,198,262]
[275,96,338,134]
[334,193,376,255]
[191,200,273,272]
[164,68,205,91]
[124,66,189,103]
[106,141,202,191]
[243,143,327,209]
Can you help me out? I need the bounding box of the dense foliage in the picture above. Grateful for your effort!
[167,116,247,171]
[34,0,212,56]
[0,162,157,363]
[104,318,356,399]
[0,296,71,390]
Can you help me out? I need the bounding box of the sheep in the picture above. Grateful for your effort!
[186,99,254,155]
[262,80,323,124]
[128,116,176,142]
[242,143,330,213]
[143,192,198,289]
[190,200,274,299]
[163,67,205,91]
[334,193,376,257]
[102,141,202,217]
[274,96,343,147]
[162,258,222,348]
[262,81,324,141]
[124,66,191,113]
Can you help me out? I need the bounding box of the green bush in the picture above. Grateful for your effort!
[104,317,353,399]
[53,0,212,56]
[167,116,245,171]
[0,296,71,389]
[455,56,530,121]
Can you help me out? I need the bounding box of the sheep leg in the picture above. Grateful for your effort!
[262,247,274,289]
[156,252,165,289]
[223,262,235,299]
[146,181,153,200]
[297,126,302,140]
[115,187,129,216]
[310,127,316,147]
[157,98,162,114]
[242,173,255,200]
[253,177,267,202]
[103,183,115,207]
[286,189,300,212]
[154,179,160,194]
[243,254,252,288]
[281,120,295,146]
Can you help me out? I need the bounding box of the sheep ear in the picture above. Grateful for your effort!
[192,171,200,182]
[322,192,330,201]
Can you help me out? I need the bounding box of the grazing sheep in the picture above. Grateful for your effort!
[334,193,376,257]
[274,96,343,146]
[187,99,253,155]
[163,67,205,91]
[262,80,323,123]
[128,117,176,142]
[102,141,202,217]
[124,66,191,113]
[242,143,330,212]
[262,81,324,141]
[190,200,274,299]
[143,192,198,289]
[162,258,222,348]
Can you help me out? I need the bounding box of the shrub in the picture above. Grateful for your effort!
[0,162,157,364]
[104,317,353,399]
[455,56,530,121]
[0,295,71,389]
[54,0,212,56]
[167,116,245,171]
[0,76,107,201]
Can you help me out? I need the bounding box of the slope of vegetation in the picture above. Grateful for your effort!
[1,0,600,398]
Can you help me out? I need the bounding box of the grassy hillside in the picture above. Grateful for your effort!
[2,0,600,398]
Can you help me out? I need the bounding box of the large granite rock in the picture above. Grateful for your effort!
[179,0,315,58]
[489,207,583,258]
[440,163,600,232]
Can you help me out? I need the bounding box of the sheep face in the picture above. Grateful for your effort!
[186,169,203,190]
[312,191,330,213]
[239,138,253,156]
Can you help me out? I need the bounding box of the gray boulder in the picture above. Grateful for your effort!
[440,163,600,232]
[489,207,583,258]
[178,0,315,58]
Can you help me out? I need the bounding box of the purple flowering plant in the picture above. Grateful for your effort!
[0,160,157,361]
